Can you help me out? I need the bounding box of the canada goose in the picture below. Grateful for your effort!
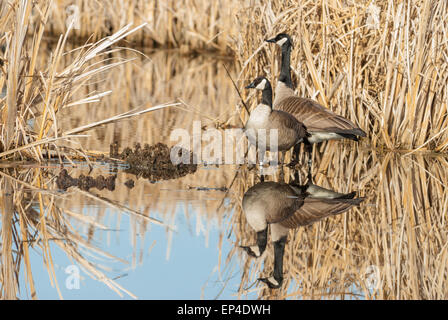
[244,76,309,170]
[241,176,364,288]
[265,33,366,166]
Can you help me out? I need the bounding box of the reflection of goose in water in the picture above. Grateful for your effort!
[241,175,364,288]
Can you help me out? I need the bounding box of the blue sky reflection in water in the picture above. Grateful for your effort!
[16,201,252,300]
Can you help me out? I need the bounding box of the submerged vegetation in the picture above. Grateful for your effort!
[0,0,447,300]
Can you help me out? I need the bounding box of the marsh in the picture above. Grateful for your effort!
[0,0,447,300]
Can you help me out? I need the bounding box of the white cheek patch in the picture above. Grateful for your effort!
[267,276,279,286]
[256,79,267,90]
[276,38,288,46]
[251,246,261,257]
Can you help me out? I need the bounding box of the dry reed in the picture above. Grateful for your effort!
[33,0,240,53]
[0,0,174,162]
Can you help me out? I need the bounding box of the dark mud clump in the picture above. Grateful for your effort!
[124,179,135,189]
[114,142,197,182]
[56,169,117,191]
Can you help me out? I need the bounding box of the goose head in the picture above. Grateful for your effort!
[240,245,263,258]
[265,33,293,48]
[245,76,271,91]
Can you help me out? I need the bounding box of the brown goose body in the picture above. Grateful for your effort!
[242,181,304,234]
[274,84,366,144]
[279,183,363,228]
[242,181,363,236]
[244,77,308,152]
[245,105,308,151]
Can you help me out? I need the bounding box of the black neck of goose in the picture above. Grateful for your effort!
[257,228,268,255]
[261,85,273,109]
[273,236,287,285]
[279,44,293,89]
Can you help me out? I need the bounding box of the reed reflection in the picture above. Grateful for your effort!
[0,166,156,299]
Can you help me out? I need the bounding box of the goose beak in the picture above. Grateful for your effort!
[258,276,283,289]
[240,245,251,253]
[240,245,257,257]
[245,82,256,89]
[265,38,276,43]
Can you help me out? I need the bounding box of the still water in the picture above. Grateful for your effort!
[1,48,447,300]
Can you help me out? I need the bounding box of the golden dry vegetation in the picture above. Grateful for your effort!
[1,0,448,300]
[236,0,448,152]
